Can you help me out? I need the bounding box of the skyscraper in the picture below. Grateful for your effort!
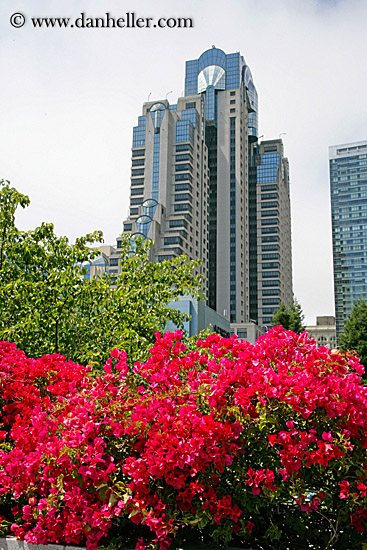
[330,140,367,336]
[253,139,293,328]
[121,47,293,330]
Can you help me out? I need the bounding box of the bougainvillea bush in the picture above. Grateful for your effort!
[1,327,367,550]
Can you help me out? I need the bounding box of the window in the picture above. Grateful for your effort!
[175,163,191,172]
[230,91,236,96]
[185,102,196,109]
[131,187,144,196]
[262,271,279,278]
[132,159,145,167]
[131,178,144,186]
[262,279,280,287]
[164,236,183,246]
[110,258,119,266]
[175,173,193,182]
[175,193,192,202]
[130,208,139,215]
[176,154,190,162]
[175,183,191,192]
[176,144,190,152]
[132,148,145,157]
[230,108,236,113]
[123,224,132,232]
[262,227,278,234]
[131,168,144,177]
[264,145,278,152]
[262,288,279,296]
[130,197,143,205]
[174,203,192,212]
[261,184,277,191]
[263,298,280,305]
[230,100,235,104]
[262,193,278,200]
[169,219,187,228]
[262,235,279,242]
[261,210,278,217]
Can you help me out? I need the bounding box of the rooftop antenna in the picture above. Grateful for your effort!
[166,91,173,100]
[279,132,287,139]
[147,92,152,101]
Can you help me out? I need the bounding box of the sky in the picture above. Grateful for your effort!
[1,0,366,325]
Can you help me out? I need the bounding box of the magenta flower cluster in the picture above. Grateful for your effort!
[1,327,367,548]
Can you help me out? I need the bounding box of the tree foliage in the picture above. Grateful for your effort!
[338,298,367,369]
[0,180,203,364]
[272,298,305,334]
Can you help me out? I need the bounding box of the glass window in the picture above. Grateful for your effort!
[132,158,145,167]
[169,219,187,229]
[175,193,192,202]
[176,154,190,162]
[174,203,192,212]
[175,163,191,172]
[131,168,144,177]
[130,197,143,206]
[164,236,183,246]
[131,178,144,186]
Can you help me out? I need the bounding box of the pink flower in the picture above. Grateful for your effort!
[339,480,350,499]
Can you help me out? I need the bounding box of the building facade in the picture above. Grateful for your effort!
[121,47,293,332]
[122,96,209,286]
[252,139,293,328]
[330,140,367,336]
[305,316,337,348]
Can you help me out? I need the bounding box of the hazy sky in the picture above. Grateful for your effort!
[1,0,366,324]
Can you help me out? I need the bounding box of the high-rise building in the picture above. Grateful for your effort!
[121,47,293,330]
[252,139,293,328]
[329,140,367,336]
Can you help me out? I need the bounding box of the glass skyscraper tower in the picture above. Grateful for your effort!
[330,140,367,336]
[121,47,293,329]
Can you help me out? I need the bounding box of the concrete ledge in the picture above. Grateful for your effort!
[0,537,254,550]
[0,539,84,550]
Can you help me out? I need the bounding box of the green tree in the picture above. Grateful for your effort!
[272,298,305,334]
[338,298,367,369]
[0,180,203,364]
